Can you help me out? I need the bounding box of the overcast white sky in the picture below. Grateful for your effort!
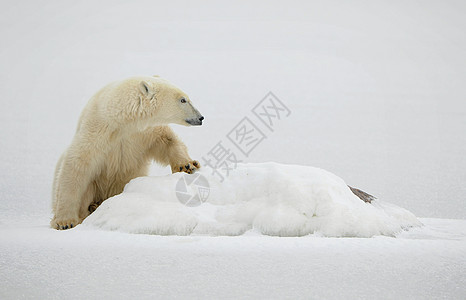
[0,0,465,219]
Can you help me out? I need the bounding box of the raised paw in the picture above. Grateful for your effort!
[172,160,200,174]
[52,218,80,230]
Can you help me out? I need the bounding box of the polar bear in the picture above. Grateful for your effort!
[51,76,204,230]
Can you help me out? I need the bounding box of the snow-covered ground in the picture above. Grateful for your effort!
[1,1,465,299]
[83,163,422,238]
[1,218,465,299]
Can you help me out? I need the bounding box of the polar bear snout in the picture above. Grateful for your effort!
[184,102,204,126]
[186,115,204,126]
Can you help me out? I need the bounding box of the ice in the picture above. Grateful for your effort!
[82,163,421,237]
[1,217,465,300]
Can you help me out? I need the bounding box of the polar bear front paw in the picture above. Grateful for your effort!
[52,218,80,230]
[88,200,103,214]
[172,160,200,174]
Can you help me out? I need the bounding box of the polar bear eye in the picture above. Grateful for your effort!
[180,98,187,104]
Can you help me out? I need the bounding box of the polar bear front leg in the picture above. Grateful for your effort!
[51,151,96,230]
[149,126,200,174]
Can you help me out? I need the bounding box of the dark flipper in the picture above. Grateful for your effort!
[348,186,376,203]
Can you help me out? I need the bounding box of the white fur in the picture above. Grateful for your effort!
[51,76,202,229]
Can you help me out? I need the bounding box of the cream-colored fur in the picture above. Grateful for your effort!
[51,76,203,230]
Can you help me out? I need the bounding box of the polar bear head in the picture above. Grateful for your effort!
[135,76,204,127]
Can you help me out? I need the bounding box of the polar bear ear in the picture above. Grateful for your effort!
[139,81,154,97]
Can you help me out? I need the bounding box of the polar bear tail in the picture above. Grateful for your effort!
[348,186,376,203]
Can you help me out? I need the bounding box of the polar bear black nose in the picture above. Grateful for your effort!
[199,116,204,121]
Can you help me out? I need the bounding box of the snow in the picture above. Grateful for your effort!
[83,163,421,237]
[1,218,465,299]
[1,0,466,299]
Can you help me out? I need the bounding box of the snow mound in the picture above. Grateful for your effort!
[82,162,421,237]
